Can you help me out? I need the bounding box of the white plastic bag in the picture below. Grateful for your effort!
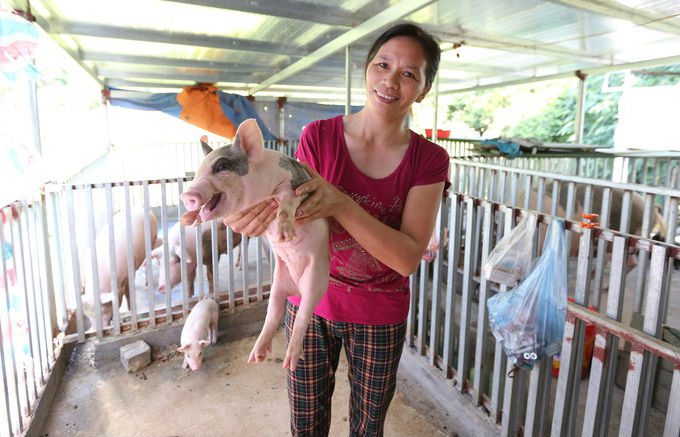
[486,218,568,370]
[483,211,537,286]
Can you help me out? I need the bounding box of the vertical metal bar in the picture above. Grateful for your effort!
[536,178,546,213]
[241,235,250,305]
[637,245,669,435]
[429,200,447,367]
[591,188,611,310]
[345,45,351,116]
[664,369,680,437]
[195,225,204,298]
[0,212,24,432]
[581,236,629,437]
[433,75,440,142]
[551,312,578,436]
[525,358,551,437]
[47,191,68,330]
[619,346,646,437]
[417,256,429,356]
[407,271,418,348]
[490,209,511,423]
[105,184,120,335]
[85,187,104,338]
[662,197,678,325]
[143,182,155,326]
[633,194,654,314]
[65,187,85,341]
[256,236,263,301]
[124,182,138,329]
[227,227,235,307]
[25,203,46,384]
[211,220,220,301]
[575,74,586,143]
[456,198,475,391]
[550,181,560,216]
[523,175,532,209]
[38,194,58,344]
[160,179,172,323]
[619,191,632,234]
[502,358,525,437]
[177,178,189,317]
[33,201,54,371]
[442,195,460,374]
[565,182,576,256]
[473,202,492,405]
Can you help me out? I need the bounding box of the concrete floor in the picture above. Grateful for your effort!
[40,329,456,437]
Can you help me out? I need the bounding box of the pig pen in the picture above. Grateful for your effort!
[3,152,680,437]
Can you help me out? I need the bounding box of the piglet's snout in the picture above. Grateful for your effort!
[180,191,203,212]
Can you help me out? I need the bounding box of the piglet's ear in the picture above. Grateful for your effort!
[200,135,213,156]
[177,345,187,353]
[233,118,264,162]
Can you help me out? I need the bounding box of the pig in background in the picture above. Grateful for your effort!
[75,208,160,332]
[150,220,242,296]
[178,297,219,371]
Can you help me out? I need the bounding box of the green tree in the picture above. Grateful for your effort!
[504,74,621,146]
[447,91,509,136]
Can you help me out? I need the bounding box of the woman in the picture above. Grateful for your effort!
[227,23,450,437]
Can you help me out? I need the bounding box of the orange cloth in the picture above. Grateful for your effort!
[176,83,236,139]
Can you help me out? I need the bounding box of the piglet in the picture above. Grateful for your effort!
[178,297,219,371]
[179,119,329,371]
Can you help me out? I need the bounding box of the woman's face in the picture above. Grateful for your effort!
[364,36,430,118]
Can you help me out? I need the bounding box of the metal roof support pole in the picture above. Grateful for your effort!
[26,76,43,155]
[431,74,440,141]
[345,46,352,116]
[277,97,287,142]
[574,70,587,144]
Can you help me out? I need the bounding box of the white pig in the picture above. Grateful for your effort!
[179,120,329,371]
[82,208,159,327]
[178,297,219,371]
[151,221,241,295]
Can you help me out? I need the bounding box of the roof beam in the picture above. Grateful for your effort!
[47,21,304,56]
[439,53,680,95]
[432,28,613,65]
[546,0,680,36]
[98,68,260,83]
[249,0,435,94]
[81,52,280,74]
[164,0,359,28]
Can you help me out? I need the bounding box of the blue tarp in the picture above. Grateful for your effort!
[108,88,276,141]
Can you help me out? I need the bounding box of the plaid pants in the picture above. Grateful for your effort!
[285,301,406,437]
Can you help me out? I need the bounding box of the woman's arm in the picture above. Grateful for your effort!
[295,165,444,277]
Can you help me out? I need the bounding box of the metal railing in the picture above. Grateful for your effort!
[407,192,680,436]
[450,159,680,324]
[43,177,274,341]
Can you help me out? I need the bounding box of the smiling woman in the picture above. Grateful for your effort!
[224,22,450,437]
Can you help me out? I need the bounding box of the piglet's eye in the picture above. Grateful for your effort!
[213,160,229,173]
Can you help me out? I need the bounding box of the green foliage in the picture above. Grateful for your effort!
[447,90,509,136]
[633,64,680,87]
[504,75,621,146]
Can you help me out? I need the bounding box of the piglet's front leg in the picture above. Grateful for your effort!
[275,194,303,242]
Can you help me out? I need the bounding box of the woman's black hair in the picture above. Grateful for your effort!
[365,23,441,89]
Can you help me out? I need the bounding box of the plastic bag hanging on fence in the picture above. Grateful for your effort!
[486,218,568,370]
[482,211,538,287]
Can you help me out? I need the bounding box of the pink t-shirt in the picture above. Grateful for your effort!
[288,115,450,325]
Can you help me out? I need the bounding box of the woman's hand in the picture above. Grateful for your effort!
[294,163,349,225]
[222,199,278,237]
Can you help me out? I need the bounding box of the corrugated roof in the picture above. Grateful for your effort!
[9,0,680,103]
